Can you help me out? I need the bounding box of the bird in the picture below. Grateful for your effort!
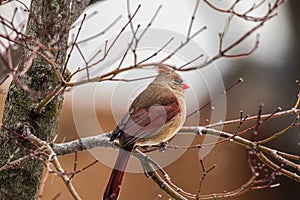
[103,65,189,200]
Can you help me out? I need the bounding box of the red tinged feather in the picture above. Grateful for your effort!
[103,65,188,200]
[103,148,133,200]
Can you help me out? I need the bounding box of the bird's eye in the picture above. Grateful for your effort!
[173,77,183,85]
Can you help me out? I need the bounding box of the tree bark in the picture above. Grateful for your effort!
[0,0,89,199]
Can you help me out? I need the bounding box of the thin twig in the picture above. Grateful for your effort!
[206,108,299,128]
[23,126,82,200]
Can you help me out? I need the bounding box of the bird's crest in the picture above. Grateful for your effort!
[155,64,174,75]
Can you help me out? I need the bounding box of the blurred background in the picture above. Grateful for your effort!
[0,0,299,199]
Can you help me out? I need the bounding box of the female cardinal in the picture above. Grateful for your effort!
[103,65,188,200]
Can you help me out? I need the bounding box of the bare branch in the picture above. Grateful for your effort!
[203,0,283,22]
[207,108,299,129]
[63,14,87,75]
[23,126,82,200]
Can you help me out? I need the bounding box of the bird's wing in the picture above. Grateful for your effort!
[111,86,180,148]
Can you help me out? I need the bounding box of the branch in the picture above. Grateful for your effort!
[181,126,300,182]
[23,126,82,200]
[53,133,113,156]
[206,108,300,128]
[3,103,298,199]
[52,125,300,180]
[50,124,299,199]
[203,0,283,22]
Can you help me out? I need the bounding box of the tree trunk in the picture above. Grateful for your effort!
[0,0,82,199]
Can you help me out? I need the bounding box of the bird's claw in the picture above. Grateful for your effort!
[159,141,168,153]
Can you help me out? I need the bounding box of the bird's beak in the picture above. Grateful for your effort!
[181,82,189,90]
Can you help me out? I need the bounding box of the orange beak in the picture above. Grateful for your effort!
[181,82,189,90]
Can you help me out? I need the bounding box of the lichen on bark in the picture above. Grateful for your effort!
[0,1,73,199]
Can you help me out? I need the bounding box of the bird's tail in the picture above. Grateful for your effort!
[103,148,132,200]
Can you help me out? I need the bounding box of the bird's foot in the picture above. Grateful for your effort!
[159,141,168,153]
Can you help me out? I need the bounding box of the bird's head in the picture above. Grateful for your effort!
[155,64,189,91]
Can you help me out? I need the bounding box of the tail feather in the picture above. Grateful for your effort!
[103,149,132,200]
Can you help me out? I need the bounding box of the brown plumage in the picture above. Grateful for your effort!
[103,65,188,200]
